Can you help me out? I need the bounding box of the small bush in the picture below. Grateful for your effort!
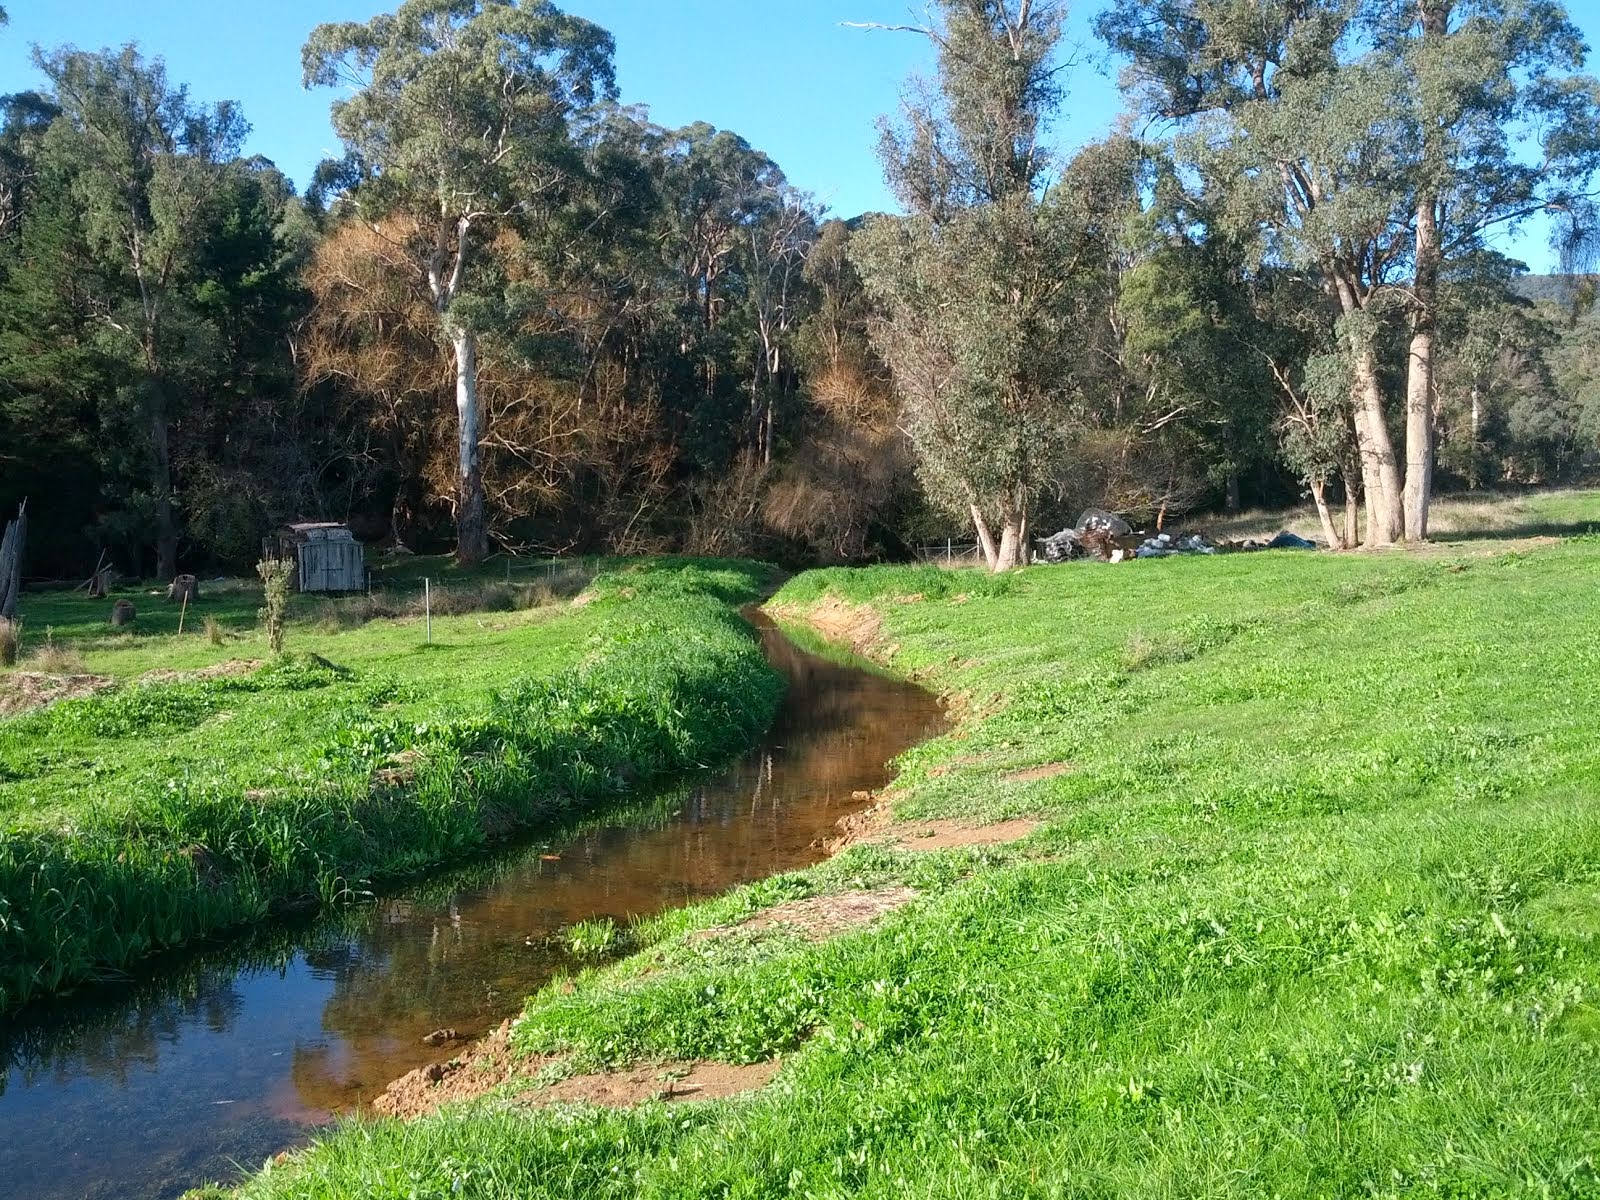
[255,558,295,654]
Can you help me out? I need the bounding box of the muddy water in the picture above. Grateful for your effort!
[0,616,944,1200]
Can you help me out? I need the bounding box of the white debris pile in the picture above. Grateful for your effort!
[1135,532,1217,558]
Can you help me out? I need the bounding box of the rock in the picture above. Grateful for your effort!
[1075,508,1133,537]
[1266,530,1317,550]
[422,1028,459,1047]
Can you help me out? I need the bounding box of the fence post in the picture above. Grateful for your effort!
[424,577,432,643]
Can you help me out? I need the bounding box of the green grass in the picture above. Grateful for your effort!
[218,511,1600,1199]
[0,558,784,1011]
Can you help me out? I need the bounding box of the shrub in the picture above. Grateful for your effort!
[255,558,295,654]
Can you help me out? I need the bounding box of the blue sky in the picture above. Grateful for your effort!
[2,1,1595,271]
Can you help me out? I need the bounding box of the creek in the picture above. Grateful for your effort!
[0,614,945,1200]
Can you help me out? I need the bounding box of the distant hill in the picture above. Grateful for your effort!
[1515,274,1586,306]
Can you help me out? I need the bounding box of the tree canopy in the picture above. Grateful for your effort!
[1,0,1598,581]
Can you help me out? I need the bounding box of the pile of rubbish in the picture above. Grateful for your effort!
[1040,509,1133,563]
[1040,510,1319,565]
[1135,532,1217,558]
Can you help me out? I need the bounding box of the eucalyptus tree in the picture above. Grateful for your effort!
[34,45,247,578]
[1099,0,1414,545]
[852,0,1083,572]
[0,91,55,242]
[745,186,818,463]
[1383,0,1600,538]
[303,0,616,564]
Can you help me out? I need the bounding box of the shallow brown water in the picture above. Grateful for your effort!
[0,615,944,1200]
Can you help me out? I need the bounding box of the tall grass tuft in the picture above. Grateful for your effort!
[27,628,87,675]
[0,617,16,667]
[203,614,223,647]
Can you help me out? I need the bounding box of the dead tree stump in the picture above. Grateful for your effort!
[110,599,137,628]
[168,574,199,603]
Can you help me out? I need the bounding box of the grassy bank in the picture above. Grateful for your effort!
[220,507,1600,1198]
[0,559,784,1011]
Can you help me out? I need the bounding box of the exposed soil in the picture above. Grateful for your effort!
[697,886,919,943]
[373,1019,779,1121]
[523,1059,780,1110]
[828,803,1041,855]
[372,1020,556,1119]
[0,671,115,717]
[874,818,1041,851]
[1004,762,1074,783]
[824,801,895,852]
[767,598,883,656]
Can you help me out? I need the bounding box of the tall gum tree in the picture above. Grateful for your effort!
[303,0,615,564]
[1099,0,1413,545]
[851,0,1081,572]
[1385,0,1600,539]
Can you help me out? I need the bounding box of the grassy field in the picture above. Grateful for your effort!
[216,490,1600,1199]
[0,558,784,1010]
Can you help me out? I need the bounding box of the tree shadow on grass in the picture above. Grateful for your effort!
[1431,520,1600,544]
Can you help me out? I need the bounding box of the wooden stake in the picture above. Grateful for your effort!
[178,590,190,635]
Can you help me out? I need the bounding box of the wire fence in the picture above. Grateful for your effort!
[914,539,987,566]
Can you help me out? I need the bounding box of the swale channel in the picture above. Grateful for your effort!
[0,613,946,1200]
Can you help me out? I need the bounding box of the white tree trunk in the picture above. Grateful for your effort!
[1350,342,1404,546]
[1309,479,1342,550]
[993,506,1028,572]
[1402,322,1435,541]
[1403,193,1439,542]
[1469,384,1482,489]
[970,504,999,570]
[451,328,488,564]
[1342,472,1361,550]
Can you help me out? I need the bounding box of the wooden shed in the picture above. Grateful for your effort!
[263,523,366,593]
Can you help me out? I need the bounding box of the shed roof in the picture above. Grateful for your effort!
[280,522,360,543]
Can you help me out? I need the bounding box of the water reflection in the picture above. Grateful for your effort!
[0,617,944,1200]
